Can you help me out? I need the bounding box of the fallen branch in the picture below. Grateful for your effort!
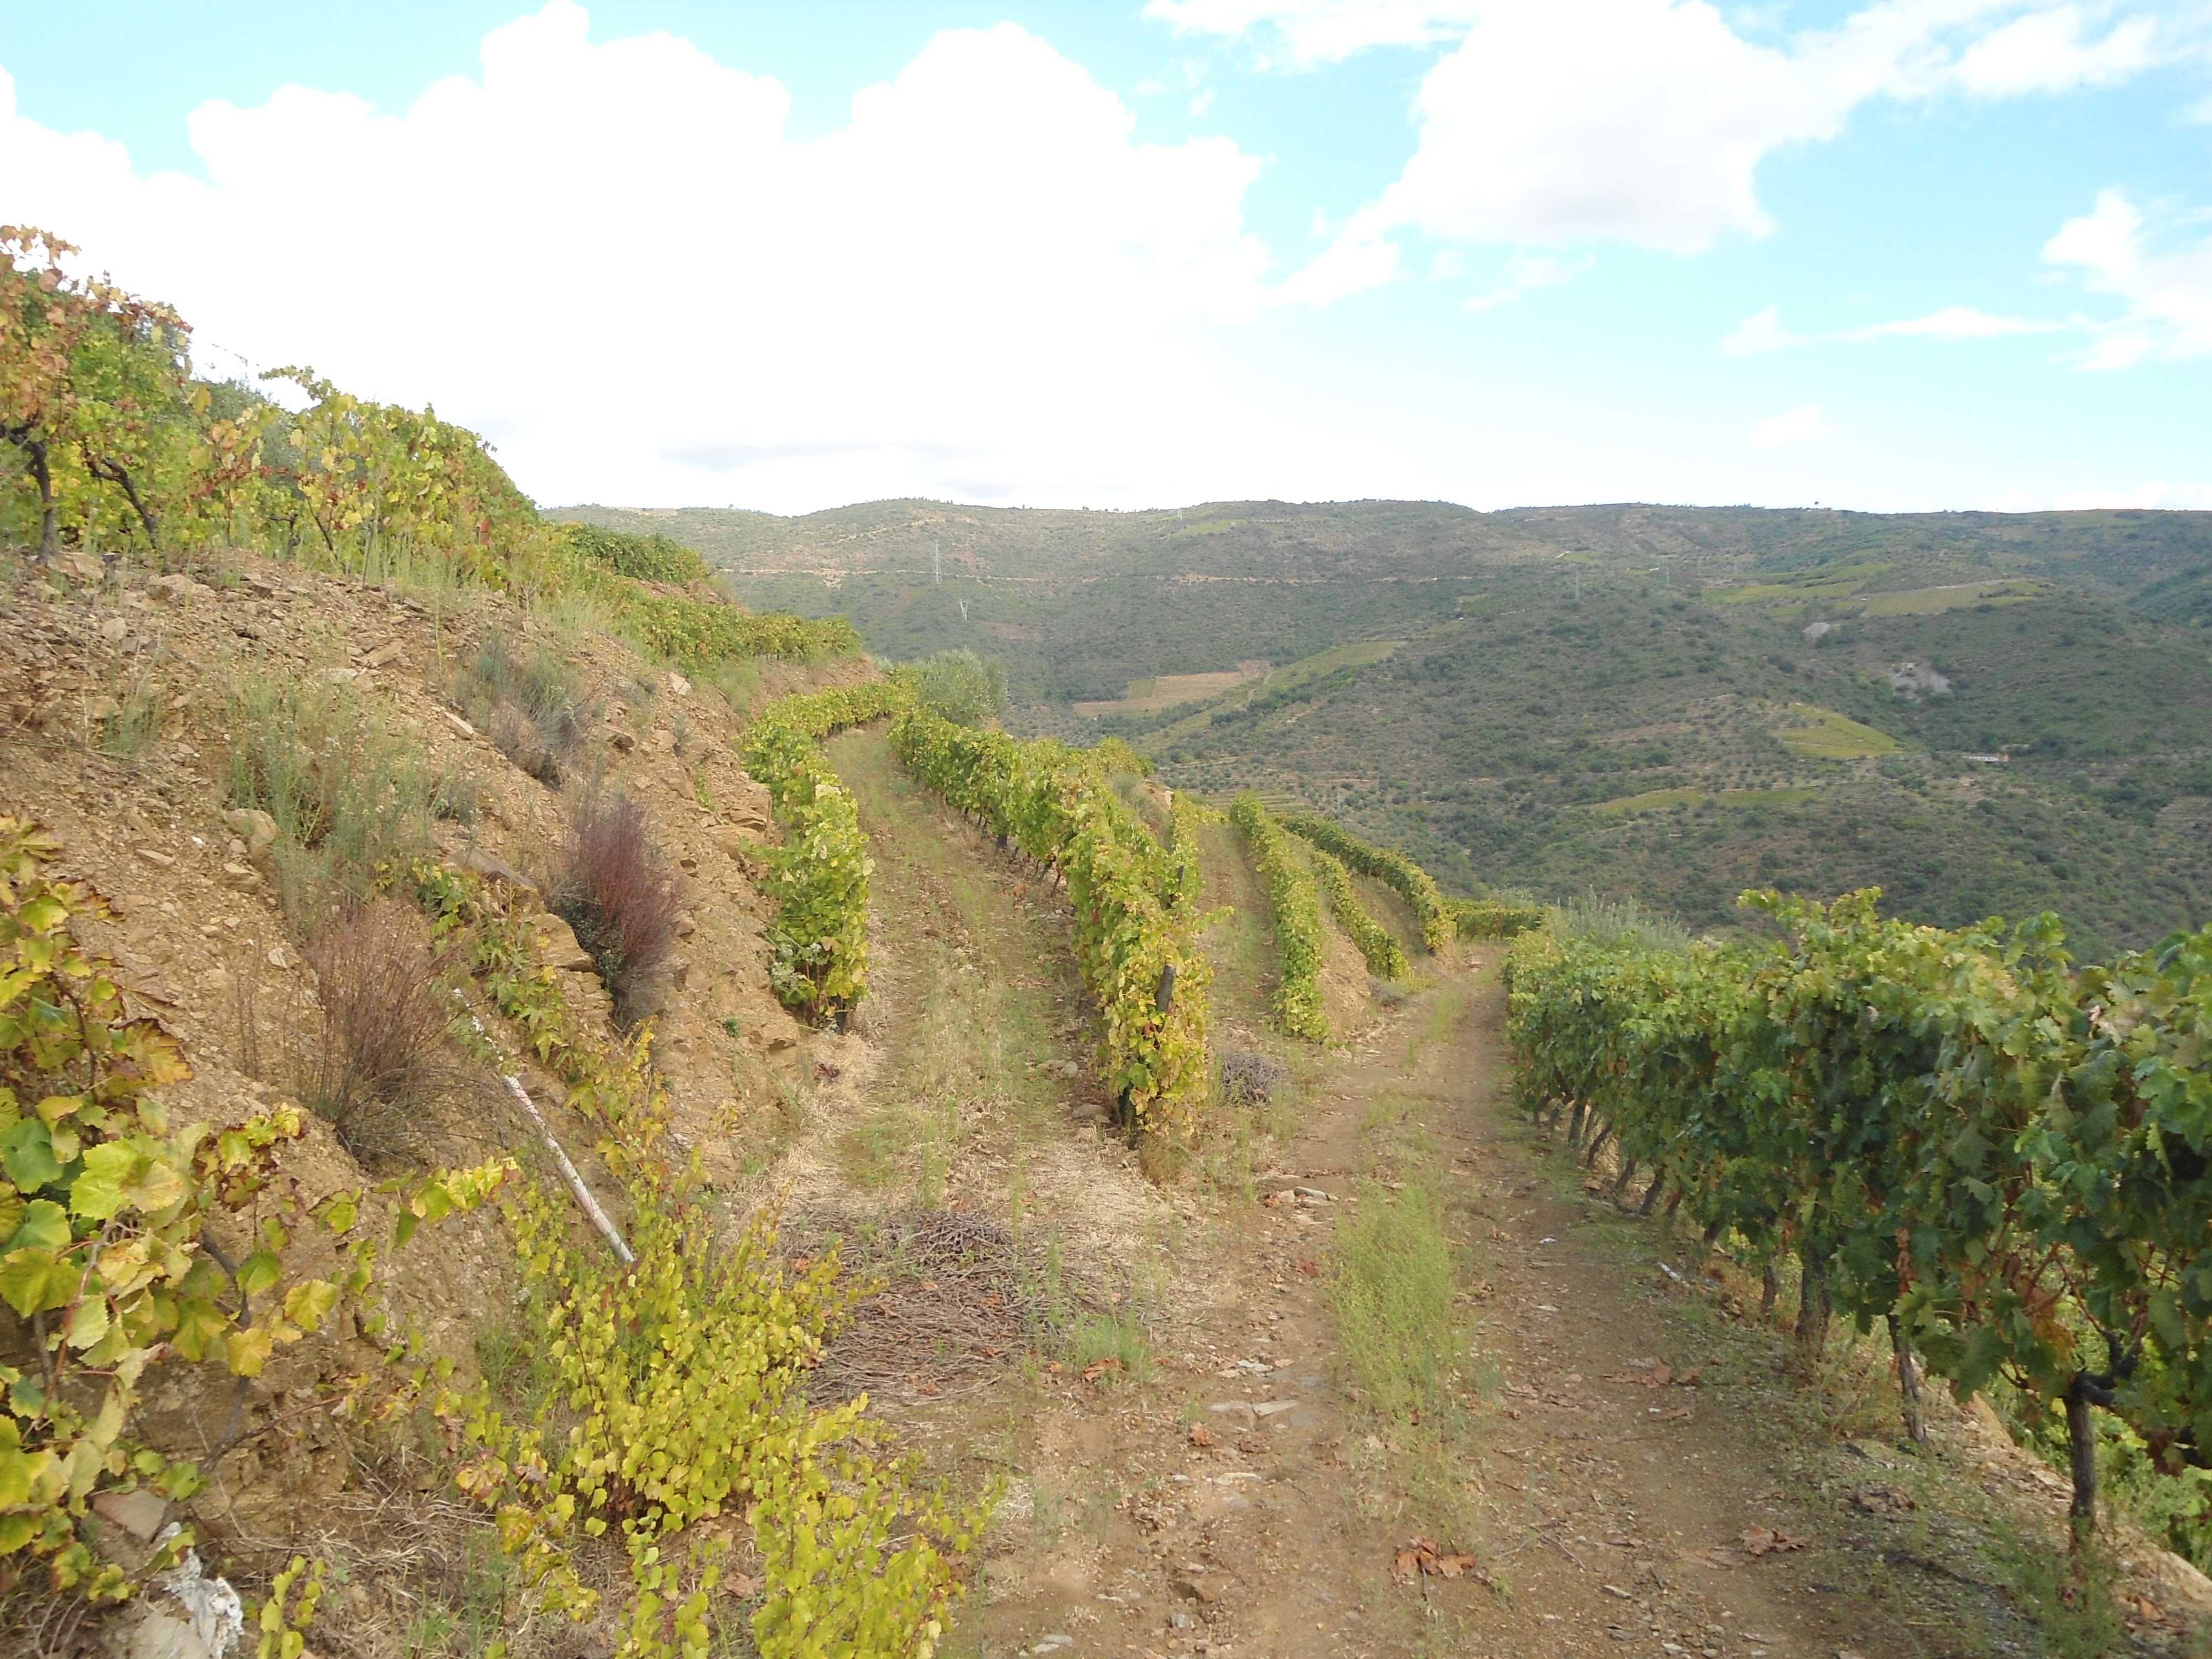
[498,1071,635,1266]
[457,994,634,1265]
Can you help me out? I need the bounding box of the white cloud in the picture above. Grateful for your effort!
[1271,226,1402,305]
[1272,1,2176,296]
[1851,304,2062,338]
[1723,304,1799,354]
[1725,300,2062,350]
[2042,187,2212,367]
[1951,5,2162,94]
[1749,404,1830,447]
[1143,1,1481,66]
[0,4,1284,509]
[1463,251,1594,311]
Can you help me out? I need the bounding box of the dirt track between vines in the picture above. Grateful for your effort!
[955,965,1860,1659]
[808,733,2206,1659]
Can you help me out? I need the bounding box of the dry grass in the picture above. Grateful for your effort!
[226,674,440,927]
[551,794,683,1025]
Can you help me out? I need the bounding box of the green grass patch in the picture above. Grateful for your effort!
[1152,638,1401,743]
[1860,579,2048,616]
[1063,1310,1155,1385]
[1330,1176,1462,1422]
[1715,577,1864,604]
[1773,703,1902,760]
[1712,560,1892,604]
[1254,637,1399,695]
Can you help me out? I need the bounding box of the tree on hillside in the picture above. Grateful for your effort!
[902,648,1008,727]
[1,226,189,556]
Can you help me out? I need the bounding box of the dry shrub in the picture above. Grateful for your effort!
[552,794,682,1024]
[1218,1048,1288,1109]
[457,627,594,787]
[299,899,460,1161]
[490,703,560,785]
[799,1208,1077,1405]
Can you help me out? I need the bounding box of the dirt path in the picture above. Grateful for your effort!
[936,948,2164,1659]
[768,744,2187,1658]
[951,959,1812,1658]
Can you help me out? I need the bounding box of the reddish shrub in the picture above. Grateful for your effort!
[299,898,458,1160]
[554,794,683,1023]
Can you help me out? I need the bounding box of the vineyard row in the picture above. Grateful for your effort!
[1504,890,2212,1523]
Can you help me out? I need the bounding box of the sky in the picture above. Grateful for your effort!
[3,0,2209,515]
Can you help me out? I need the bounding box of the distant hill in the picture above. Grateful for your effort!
[553,499,2212,954]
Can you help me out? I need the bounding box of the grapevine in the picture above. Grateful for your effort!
[2,225,859,674]
[1505,891,2212,1527]
[1230,794,1331,1041]
[1279,813,1453,952]
[737,685,913,1022]
[1164,791,1214,914]
[408,864,985,1656]
[886,708,1213,1139]
[0,820,506,1608]
[1307,843,1407,980]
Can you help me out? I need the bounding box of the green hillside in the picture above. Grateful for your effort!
[555,499,2212,955]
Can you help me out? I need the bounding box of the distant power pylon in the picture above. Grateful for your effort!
[933,538,942,585]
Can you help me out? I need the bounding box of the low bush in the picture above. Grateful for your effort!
[1231,794,1329,1042]
[898,648,1006,728]
[296,898,460,1161]
[1551,889,1692,952]
[551,795,684,1024]
[1448,896,1547,941]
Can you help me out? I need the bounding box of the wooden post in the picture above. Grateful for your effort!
[1889,1314,1927,1445]
[1796,1248,1832,1371]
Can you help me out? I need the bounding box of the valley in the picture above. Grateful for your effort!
[564,499,2212,956]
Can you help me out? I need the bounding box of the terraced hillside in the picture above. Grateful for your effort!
[559,499,2212,955]
[14,235,2207,1659]
[8,539,2210,1659]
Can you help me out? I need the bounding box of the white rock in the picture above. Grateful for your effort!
[145,1530,244,1658]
